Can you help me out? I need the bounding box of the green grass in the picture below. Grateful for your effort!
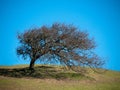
[0,65,120,90]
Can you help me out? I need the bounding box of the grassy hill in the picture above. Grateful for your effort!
[0,65,120,90]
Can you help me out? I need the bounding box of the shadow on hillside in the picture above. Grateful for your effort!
[0,66,90,80]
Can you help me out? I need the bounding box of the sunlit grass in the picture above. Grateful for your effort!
[0,65,120,90]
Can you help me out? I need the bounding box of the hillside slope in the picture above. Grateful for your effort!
[0,65,120,90]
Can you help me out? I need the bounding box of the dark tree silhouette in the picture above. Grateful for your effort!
[17,23,103,71]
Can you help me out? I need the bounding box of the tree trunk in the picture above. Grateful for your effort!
[29,58,36,70]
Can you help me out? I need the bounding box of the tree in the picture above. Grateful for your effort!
[16,23,104,72]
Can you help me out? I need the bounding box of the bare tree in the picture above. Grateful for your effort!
[16,23,104,72]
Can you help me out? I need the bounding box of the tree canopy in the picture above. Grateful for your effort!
[17,23,103,72]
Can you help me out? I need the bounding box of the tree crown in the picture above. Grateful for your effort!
[17,23,103,71]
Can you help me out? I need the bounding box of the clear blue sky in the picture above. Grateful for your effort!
[0,0,120,71]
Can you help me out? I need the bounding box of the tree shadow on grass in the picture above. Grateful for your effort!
[0,66,94,80]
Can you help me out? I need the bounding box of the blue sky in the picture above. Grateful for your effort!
[0,0,120,71]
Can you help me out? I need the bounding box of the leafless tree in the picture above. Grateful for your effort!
[16,23,104,72]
